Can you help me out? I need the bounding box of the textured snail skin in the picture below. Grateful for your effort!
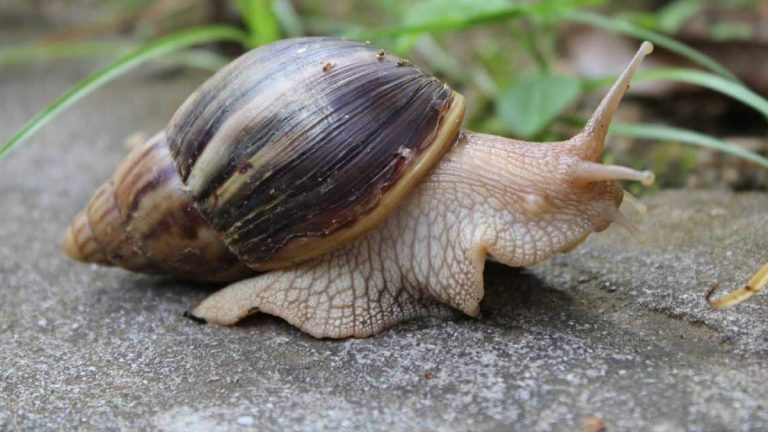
[63,38,656,338]
[190,132,626,337]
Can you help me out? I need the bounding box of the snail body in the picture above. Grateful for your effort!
[64,37,655,338]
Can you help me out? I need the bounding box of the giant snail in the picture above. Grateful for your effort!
[62,37,764,338]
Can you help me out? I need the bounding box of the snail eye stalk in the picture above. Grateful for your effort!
[569,161,655,186]
[568,41,654,161]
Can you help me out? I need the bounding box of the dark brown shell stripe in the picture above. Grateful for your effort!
[168,37,360,181]
[107,132,253,282]
[68,132,247,282]
[86,181,163,273]
[167,37,458,267]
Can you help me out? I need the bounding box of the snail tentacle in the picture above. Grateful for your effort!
[569,161,655,186]
[571,41,654,161]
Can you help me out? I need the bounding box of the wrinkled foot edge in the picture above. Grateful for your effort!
[183,309,208,325]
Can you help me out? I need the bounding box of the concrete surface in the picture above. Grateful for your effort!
[1,57,768,432]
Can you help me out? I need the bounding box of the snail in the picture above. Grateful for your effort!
[63,37,658,338]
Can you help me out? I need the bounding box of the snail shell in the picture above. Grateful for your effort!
[64,37,465,280]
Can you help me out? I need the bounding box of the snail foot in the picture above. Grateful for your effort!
[189,261,455,339]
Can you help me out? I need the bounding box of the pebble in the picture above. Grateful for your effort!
[236,416,254,426]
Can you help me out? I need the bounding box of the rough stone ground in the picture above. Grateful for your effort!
[1,56,767,432]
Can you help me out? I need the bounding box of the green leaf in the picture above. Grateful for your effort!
[403,0,518,31]
[584,67,768,119]
[235,0,281,47]
[349,0,600,38]
[609,122,768,170]
[497,74,582,138]
[564,10,739,82]
[0,25,250,160]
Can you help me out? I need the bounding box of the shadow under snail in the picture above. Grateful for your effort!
[63,36,668,338]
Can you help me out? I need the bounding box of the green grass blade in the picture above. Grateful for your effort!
[609,122,768,169]
[656,0,705,34]
[272,0,303,37]
[0,41,135,65]
[235,0,257,38]
[396,0,527,35]
[347,0,598,38]
[564,10,739,82]
[235,0,280,47]
[638,69,768,118]
[584,67,768,119]
[0,25,249,160]
[0,41,230,72]
[560,116,768,169]
[164,49,232,72]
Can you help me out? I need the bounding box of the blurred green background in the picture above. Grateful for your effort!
[2,0,768,192]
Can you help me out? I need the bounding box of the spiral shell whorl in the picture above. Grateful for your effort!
[63,210,112,266]
[63,132,252,282]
